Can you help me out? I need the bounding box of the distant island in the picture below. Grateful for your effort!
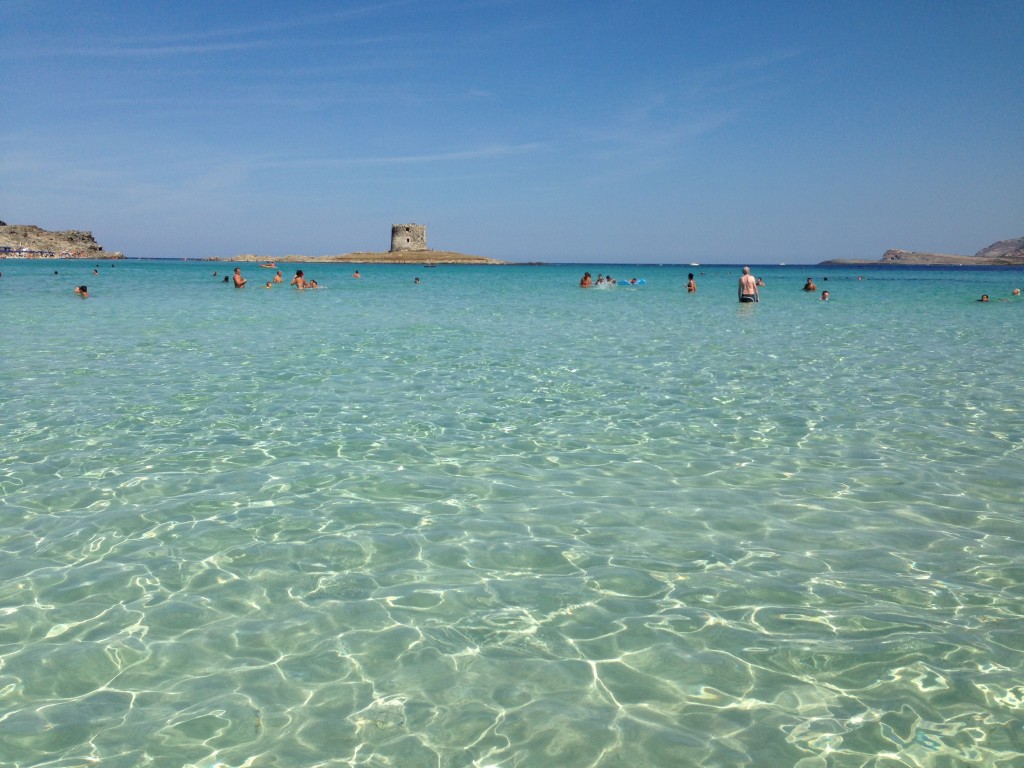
[0,222,124,259]
[212,223,504,265]
[820,237,1024,266]
[211,249,504,265]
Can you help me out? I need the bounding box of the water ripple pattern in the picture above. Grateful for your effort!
[1,261,1023,766]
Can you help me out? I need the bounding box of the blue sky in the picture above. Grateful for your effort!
[2,0,1021,263]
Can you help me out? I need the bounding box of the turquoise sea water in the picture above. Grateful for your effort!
[1,259,1023,767]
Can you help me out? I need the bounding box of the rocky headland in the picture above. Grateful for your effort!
[821,237,1024,266]
[0,222,124,259]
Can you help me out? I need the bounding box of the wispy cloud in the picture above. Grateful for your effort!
[578,49,802,154]
[67,40,282,58]
[56,35,410,59]
[260,143,546,169]
[582,101,741,150]
[0,1,414,59]
[144,1,416,44]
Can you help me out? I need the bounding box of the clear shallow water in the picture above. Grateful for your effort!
[1,259,1023,767]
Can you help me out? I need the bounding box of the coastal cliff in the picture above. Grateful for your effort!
[0,223,124,259]
[821,237,1024,266]
[974,237,1024,261]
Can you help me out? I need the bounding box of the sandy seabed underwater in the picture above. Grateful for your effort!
[1,259,1023,767]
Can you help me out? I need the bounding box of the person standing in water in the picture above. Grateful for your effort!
[687,273,696,293]
[738,267,759,303]
[233,267,246,288]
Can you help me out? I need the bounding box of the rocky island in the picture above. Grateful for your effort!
[210,223,503,265]
[214,249,503,265]
[821,237,1024,266]
[0,222,124,259]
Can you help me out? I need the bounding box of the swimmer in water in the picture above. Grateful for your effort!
[738,267,759,303]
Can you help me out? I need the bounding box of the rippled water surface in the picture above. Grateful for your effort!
[2,259,1023,767]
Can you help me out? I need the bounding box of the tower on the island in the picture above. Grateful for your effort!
[390,223,426,252]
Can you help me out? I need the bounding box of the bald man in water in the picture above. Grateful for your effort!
[738,266,759,303]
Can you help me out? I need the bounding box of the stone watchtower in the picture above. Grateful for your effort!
[390,223,426,252]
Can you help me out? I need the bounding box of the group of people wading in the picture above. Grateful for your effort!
[223,267,321,289]
[579,266,768,302]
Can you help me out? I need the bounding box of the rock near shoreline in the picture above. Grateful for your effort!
[0,223,124,259]
[821,237,1024,266]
